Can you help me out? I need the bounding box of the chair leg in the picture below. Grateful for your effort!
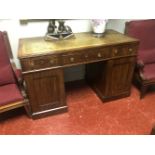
[140,85,148,99]
[24,100,32,118]
[151,125,155,135]
[24,106,32,118]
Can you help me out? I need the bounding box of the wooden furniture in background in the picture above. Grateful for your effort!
[18,30,139,119]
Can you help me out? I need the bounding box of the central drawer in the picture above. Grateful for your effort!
[62,47,111,66]
[62,52,84,65]
[85,47,111,61]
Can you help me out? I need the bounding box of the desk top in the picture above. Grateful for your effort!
[18,30,138,59]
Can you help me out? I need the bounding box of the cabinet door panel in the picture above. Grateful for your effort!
[86,57,136,101]
[105,57,135,97]
[24,69,66,113]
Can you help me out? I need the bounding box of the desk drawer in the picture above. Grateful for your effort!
[85,47,110,61]
[62,53,84,65]
[62,47,110,66]
[112,45,136,58]
[21,55,60,71]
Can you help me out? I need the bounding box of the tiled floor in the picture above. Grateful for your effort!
[0,83,155,135]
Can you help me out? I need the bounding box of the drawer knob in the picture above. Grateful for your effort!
[70,57,75,62]
[40,60,44,64]
[85,54,88,58]
[30,61,34,67]
[50,59,54,64]
[97,53,102,58]
[114,49,118,54]
[129,48,133,52]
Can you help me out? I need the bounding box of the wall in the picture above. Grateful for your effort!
[107,19,130,33]
[0,19,130,81]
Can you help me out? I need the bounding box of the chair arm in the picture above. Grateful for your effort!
[10,59,23,84]
[10,60,28,98]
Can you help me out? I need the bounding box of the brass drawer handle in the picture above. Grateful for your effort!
[40,60,45,64]
[70,57,75,62]
[97,52,102,58]
[85,54,88,58]
[50,59,54,64]
[114,49,118,54]
[129,48,133,52]
[30,61,34,67]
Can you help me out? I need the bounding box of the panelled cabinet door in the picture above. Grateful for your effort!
[23,69,66,118]
[104,57,136,99]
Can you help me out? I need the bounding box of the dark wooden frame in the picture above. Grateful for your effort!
[133,63,155,99]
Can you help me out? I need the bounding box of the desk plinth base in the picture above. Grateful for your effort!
[92,85,131,102]
[30,106,68,119]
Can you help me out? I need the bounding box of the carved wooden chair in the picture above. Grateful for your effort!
[0,31,28,113]
[125,20,155,98]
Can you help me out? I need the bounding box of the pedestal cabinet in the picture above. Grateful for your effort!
[23,69,66,118]
[18,30,139,119]
[86,57,136,101]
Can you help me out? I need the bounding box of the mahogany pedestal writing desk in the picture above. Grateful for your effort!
[18,30,139,119]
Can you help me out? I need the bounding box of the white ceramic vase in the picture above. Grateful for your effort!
[91,19,107,36]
